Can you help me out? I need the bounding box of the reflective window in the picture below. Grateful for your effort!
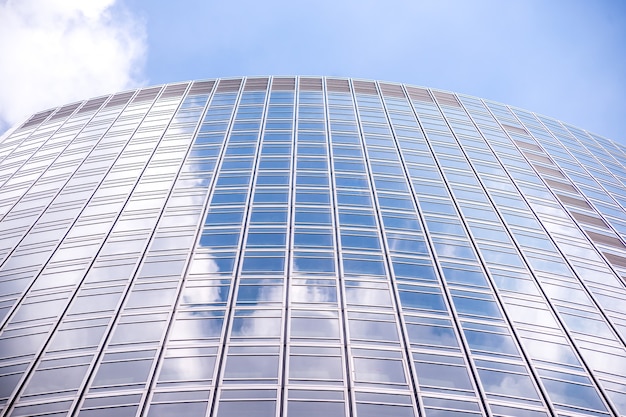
[3,78,626,417]
[414,362,473,390]
[217,400,275,417]
[24,364,89,394]
[287,401,344,417]
[400,290,446,312]
[355,402,414,417]
[290,316,339,338]
[464,330,518,355]
[353,357,406,384]
[231,316,281,338]
[158,356,216,382]
[224,355,279,380]
[349,319,399,342]
[477,368,540,399]
[92,359,152,386]
[147,402,208,417]
[289,355,343,380]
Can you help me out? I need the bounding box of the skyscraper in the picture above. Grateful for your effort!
[0,76,625,417]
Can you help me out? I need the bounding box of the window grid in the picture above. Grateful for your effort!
[0,77,625,417]
[0,86,182,415]
[459,95,626,416]
[430,95,615,416]
[403,91,554,416]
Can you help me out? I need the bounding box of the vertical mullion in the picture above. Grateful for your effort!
[457,96,622,416]
[278,78,298,417]
[380,83,492,417]
[324,78,355,417]
[64,85,193,417]
[424,91,558,416]
[208,77,277,416]
[348,80,421,417]
[137,80,219,417]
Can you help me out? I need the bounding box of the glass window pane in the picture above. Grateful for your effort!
[48,326,107,351]
[224,355,279,379]
[289,356,343,380]
[291,287,338,305]
[287,401,345,417]
[356,403,414,417]
[452,297,501,319]
[236,285,283,303]
[241,255,285,273]
[542,378,606,411]
[293,256,336,273]
[478,369,539,399]
[170,316,224,340]
[349,319,399,342]
[217,400,275,417]
[414,362,473,390]
[406,324,459,348]
[92,360,152,386]
[147,402,207,417]
[346,288,392,307]
[24,365,89,394]
[231,317,281,337]
[110,321,167,344]
[353,358,406,384]
[465,330,518,355]
[79,405,138,417]
[158,356,216,382]
[400,291,446,311]
[290,316,339,338]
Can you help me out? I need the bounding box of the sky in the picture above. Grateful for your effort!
[0,0,624,144]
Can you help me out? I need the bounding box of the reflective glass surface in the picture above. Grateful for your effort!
[0,77,624,417]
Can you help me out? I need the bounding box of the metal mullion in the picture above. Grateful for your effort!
[393,89,501,416]
[422,93,559,416]
[530,118,626,228]
[208,77,274,417]
[455,104,623,415]
[0,91,145,340]
[0,103,131,269]
[0,105,97,215]
[479,100,626,351]
[323,78,354,417]
[175,79,247,413]
[404,88,548,416]
[553,120,626,178]
[1,84,176,417]
[278,77,298,417]
[516,112,626,276]
[448,95,623,415]
[0,127,41,163]
[348,80,421,417]
[581,132,626,174]
[379,87,493,417]
[62,85,201,417]
[124,81,228,417]
[0,109,69,183]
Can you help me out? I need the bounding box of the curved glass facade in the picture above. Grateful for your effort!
[1,76,626,417]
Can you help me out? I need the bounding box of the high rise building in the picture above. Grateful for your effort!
[0,76,625,417]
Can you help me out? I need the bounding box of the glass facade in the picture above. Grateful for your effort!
[0,76,625,417]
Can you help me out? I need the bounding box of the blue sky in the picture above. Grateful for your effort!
[1,0,625,145]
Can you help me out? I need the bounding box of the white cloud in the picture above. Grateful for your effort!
[0,0,146,131]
